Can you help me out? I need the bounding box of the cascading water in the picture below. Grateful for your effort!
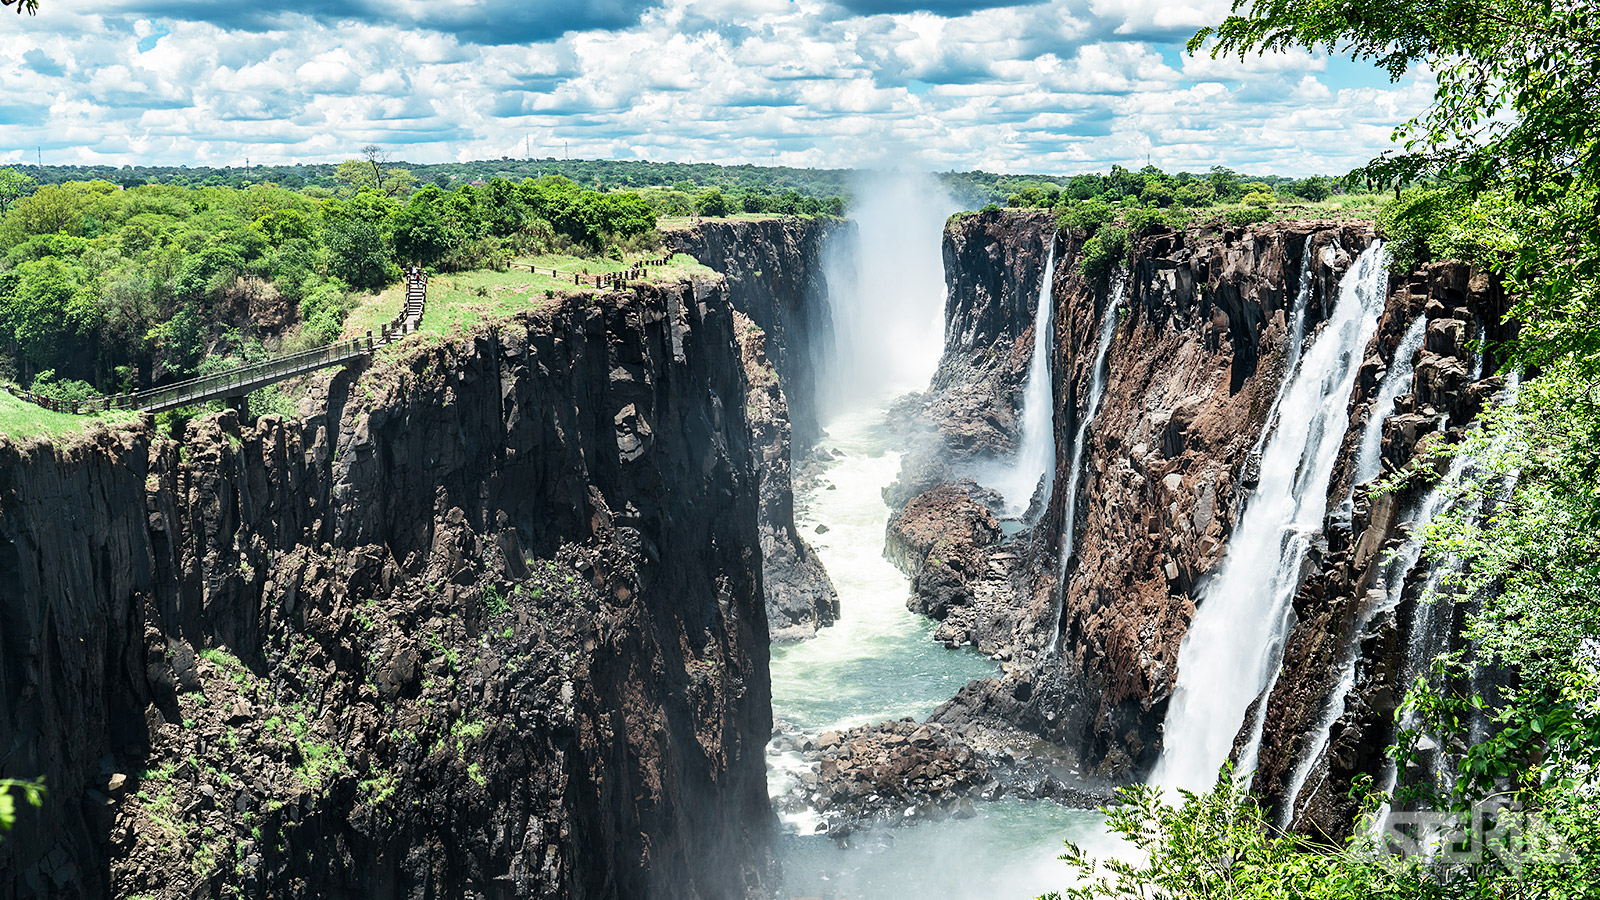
[991,236,1058,515]
[1351,314,1429,488]
[1046,272,1125,658]
[1278,452,1470,826]
[1152,244,1391,793]
[1251,244,1319,457]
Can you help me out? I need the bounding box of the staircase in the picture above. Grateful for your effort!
[10,268,429,416]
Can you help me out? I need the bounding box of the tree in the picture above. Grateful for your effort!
[1208,165,1243,202]
[1290,175,1332,202]
[2,0,40,14]
[0,169,35,212]
[695,189,731,218]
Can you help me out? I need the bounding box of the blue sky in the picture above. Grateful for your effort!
[5,0,1433,176]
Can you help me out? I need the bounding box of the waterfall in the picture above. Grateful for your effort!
[1045,272,1124,658]
[1152,244,1390,793]
[1250,244,1319,458]
[1278,452,1470,825]
[993,236,1059,515]
[1351,314,1429,488]
[820,172,958,410]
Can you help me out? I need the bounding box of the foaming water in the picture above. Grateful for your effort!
[820,172,960,410]
[769,408,1118,887]
[1153,244,1390,793]
[769,404,997,735]
[779,799,1115,900]
[990,237,1058,515]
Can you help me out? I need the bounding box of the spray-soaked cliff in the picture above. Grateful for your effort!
[0,279,776,899]
[907,213,1507,818]
[665,220,845,641]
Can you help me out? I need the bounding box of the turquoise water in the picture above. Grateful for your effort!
[769,402,1114,899]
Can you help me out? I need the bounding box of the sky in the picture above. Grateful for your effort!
[3,0,1435,177]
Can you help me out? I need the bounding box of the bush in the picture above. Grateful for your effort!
[27,369,97,405]
[299,279,357,346]
[1223,206,1273,227]
[1057,197,1115,234]
[1241,189,1276,208]
[1079,225,1128,284]
[1126,206,1167,232]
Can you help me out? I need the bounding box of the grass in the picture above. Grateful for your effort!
[0,390,142,442]
[341,251,717,343]
[658,212,790,229]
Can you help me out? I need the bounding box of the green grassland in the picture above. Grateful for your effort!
[344,251,718,342]
[0,391,141,442]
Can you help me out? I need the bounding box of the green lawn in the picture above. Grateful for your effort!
[343,251,718,342]
[0,390,141,442]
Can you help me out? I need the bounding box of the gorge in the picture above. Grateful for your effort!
[0,176,1515,898]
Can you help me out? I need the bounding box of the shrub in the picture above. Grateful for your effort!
[27,369,97,405]
[1241,189,1276,208]
[1125,206,1167,233]
[1079,225,1128,284]
[1056,197,1116,234]
[299,279,357,345]
[1223,206,1272,227]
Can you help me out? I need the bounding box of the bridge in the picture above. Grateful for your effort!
[9,269,428,416]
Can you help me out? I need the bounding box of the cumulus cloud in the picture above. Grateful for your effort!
[6,0,1433,176]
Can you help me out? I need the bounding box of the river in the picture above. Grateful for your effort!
[767,398,1111,899]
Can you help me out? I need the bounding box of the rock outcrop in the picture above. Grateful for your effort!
[735,312,840,641]
[0,280,776,899]
[885,208,1052,506]
[665,218,849,452]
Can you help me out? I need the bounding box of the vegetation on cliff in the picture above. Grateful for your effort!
[1058,0,1600,897]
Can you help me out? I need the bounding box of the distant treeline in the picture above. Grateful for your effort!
[11,157,1334,211]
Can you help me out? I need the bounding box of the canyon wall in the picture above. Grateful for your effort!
[665,220,844,640]
[664,219,848,451]
[0,279,776,898]
[910,212,1508,822]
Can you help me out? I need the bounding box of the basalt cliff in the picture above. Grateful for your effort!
[886,209,1507,839]
[0,279,777,898]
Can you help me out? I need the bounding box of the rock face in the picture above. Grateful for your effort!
[665,218,849,452]
[919,220,1379,778]
[734,312,840,641]
[0,280,776,899]
[916,217,1511,822]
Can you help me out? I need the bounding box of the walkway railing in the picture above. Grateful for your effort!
[8,269,429,416]
[518,253,676,290]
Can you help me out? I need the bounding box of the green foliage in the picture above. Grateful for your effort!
[1079,225,1128,284]
[1242,189,1276,208]
[26,369,96,405]
[0,169,36,213]
[0,779,45,840]
[1056,197,1116,234]
[694,189,732,217]
[1223,206,1273,227]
